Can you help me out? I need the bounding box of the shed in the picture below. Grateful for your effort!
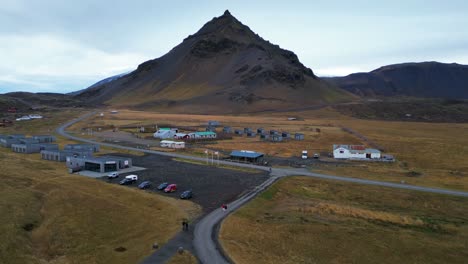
[223,126,232,133]
[260,134,269,140]
[270,130,279,135]
[295,133,304,140]
[244,127,252,133]
[234,129,243,135]
[206,126,216,132]
[271,135,283,142]
[257,128,264,134]
[246,132,257,137]
[208,120,220,127]
[281,132,290,138]
[230,150,264,163]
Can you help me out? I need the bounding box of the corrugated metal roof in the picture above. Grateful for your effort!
[230,150,264,159]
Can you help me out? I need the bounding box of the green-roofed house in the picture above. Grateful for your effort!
[188,131,217,139]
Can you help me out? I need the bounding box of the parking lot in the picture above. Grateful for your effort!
[100,153,269,213]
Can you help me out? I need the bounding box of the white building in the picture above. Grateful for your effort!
[333,145,381,159]
[153,128,178,139]
[160,140,185,149]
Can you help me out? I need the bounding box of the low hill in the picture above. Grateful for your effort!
[76,10,354,113]
[325,62,468,99]
[0,92,83,112]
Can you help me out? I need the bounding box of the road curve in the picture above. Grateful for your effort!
[57,111,468,264]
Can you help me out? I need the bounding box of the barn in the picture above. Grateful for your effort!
[333,145,381,159]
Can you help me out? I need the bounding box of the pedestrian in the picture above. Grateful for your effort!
[181,220,186,231]
[184,221,189,231]
[222,204,227,211]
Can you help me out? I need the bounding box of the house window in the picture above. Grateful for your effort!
[340,150,344,153]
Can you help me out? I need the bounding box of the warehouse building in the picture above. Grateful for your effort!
[66,155,132,173]
[64,144,100,153]
[32,135,56,143]
[12,143,59,154]
[229,150,264,163]
[41,149,93,162]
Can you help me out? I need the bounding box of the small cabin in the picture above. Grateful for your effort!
[295,133,304,140]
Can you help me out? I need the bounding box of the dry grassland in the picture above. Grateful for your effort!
[0,147,199,264]
[166,250,198,264]
[220,176,468,264]
[0,110,200,263]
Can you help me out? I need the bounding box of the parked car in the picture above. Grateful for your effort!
[107,172,119,179]
[180,190,193,199]
[157,182,169,190]
[313,153,320,159]
[125,174,138,181]
[138,181,152,189]
[119,178,135,185]
[164,184,177,193]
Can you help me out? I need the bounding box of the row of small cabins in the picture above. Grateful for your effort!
[1,134,132,173]
[154,127,304,141]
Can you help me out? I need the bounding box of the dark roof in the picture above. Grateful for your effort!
[230,150,264,159]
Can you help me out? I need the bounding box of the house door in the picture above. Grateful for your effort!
[366,153,371,159]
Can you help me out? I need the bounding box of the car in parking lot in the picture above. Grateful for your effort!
[180,190,193,199]
[164,184,177,193]
[138,181,152,189]
[119,178,135,185]
[157,182,169,190]
[107,172,119,179]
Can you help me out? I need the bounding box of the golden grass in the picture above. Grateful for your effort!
[166,250,198,264]
[220,176,468,264]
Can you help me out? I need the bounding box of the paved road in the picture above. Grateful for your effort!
[57,111,468,264]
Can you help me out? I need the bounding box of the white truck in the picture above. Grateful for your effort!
[301,150,308,159]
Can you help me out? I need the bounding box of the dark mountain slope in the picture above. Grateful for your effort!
[326,62,468,99]
[76,10,354,113]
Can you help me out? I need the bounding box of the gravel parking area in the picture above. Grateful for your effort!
[100,153,269,213]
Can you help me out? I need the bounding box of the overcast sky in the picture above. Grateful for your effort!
[1,0,468,93]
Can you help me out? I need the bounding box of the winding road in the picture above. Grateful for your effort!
[57,112,468,264]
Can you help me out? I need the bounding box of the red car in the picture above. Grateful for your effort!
[164,184,177,193]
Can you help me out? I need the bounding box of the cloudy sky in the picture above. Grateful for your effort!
[1,0,468,93]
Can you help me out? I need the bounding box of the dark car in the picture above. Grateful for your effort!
[157,182,169,190]
[180,190,193,199]
[138,181,152,189]
[119,178,135,185]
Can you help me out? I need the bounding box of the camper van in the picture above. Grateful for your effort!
[125,174,138,181]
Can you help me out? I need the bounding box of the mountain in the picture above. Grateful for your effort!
[76,10,354,113]
[69,72,129,96]
[0,92,83,112]
[325,62,468,99]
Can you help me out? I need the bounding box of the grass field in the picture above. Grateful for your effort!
[0,110,200,264]
[220,176,468,264]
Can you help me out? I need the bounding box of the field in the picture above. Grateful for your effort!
[72,109,468,190]
[0,110,199,264]
[220,176,468,264]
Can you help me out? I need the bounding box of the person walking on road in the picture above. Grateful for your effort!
[221,204,228,212]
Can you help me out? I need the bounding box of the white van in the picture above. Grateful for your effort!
[125,174,138,181]
[301,150,308,159]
